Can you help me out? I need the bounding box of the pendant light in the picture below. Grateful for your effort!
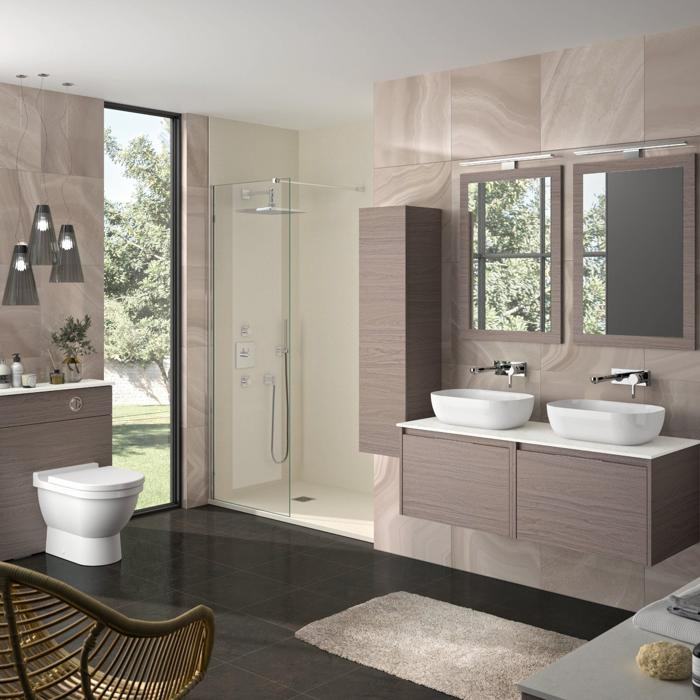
[29,74,57,265]
[29,204,57,264]
[3,75,40,306]
[2,242,39,305]
[50,225,84,283]
[50,81,84,284]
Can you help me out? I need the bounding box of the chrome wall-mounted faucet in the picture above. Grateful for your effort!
[470,360,527,388]
[590,367,650,399]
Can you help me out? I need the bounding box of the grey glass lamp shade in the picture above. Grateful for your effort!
[29,204,58,265]
[2,242,39,305]
[50,224,84,283]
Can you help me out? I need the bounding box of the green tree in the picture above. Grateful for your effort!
[104,125,172,393]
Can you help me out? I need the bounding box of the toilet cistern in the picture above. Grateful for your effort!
[470,360,527,388]
[590,368,650,398]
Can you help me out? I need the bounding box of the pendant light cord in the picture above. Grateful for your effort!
[13,75,29,243]
[36,74,49,205]
[59,82,73,222]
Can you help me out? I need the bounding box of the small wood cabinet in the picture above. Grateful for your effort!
[399,426,700,566]
[0,383,112,561]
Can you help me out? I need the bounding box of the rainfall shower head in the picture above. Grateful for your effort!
[237,187,305,215]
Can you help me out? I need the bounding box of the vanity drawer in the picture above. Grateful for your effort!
[0,386,112,429]
[402,433,511,536]
[516,451,647,563]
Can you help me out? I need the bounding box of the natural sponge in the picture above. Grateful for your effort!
[636,641,691,680]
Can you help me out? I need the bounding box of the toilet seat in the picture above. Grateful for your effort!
[33,464,145,500]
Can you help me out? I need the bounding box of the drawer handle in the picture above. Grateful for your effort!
[69,397,83,413]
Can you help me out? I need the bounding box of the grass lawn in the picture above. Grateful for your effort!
[113,405,172,510]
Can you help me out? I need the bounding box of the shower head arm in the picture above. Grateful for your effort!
[271,178,365,193]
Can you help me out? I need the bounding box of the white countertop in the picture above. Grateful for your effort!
[398,417,700,460]
[519,577,700,700]
[0,379,112,397]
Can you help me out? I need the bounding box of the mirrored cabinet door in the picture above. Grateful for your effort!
[573,155,696,349]
[460,166,563,343]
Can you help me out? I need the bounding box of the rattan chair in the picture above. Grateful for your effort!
[0,561,214,699]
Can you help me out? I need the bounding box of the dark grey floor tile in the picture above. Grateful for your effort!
[175,568,293,611]
[235,638,356,694]
[301,562,448,608]
[189,660,298,699]
[242,588,351,631]
[299,538,386,569]
[249,553,357,588]
[306,665,452,699]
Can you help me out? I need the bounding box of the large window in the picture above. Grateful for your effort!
[104,105,180,511]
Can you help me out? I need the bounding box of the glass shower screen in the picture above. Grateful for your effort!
[212,179,293,516]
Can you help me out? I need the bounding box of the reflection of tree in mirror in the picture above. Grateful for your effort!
[582,191,606,334]
[470,178,550,332]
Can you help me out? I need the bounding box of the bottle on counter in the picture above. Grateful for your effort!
[0,358,10,389]
[11,353,23,388]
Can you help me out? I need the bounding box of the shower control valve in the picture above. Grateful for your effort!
[263,372,276,386]
[240,375,251,388]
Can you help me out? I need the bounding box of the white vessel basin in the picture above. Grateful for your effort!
[547,399,665,446]
[431,389,535,430]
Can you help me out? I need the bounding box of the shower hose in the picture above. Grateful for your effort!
[270,348,290,464]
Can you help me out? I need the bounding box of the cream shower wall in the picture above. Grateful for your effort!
[210,118,298,495]
[296,123,373,494]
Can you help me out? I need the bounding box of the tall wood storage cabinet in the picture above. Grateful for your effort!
[359,205,442,457]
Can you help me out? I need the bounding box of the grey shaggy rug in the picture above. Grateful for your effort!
[296,591,583,699]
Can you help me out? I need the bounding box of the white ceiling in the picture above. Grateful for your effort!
[4,0,700,130]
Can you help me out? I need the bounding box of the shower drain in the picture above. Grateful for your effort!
[292,496,316,502]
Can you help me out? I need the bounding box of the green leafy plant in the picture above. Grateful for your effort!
[51,315,96,372]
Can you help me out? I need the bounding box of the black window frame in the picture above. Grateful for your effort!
[104,101,182,514]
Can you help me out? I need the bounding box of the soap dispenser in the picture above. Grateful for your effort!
[0,357,10,390]
[11,353,23,388]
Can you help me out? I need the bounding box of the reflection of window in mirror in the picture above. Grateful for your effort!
[574,155,695,350]
[468,177,551,332]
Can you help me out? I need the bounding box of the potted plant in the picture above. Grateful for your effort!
[51,315,96,383]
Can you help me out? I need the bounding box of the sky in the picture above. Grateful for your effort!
[104,108,170,203]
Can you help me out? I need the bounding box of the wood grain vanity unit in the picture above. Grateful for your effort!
[0,380,112,561]
[359,206,442,457]
[398,419,700,566]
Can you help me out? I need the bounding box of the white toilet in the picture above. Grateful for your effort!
[33,463,145,566]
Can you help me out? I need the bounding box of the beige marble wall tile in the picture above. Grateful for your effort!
[183,114,209,189]
[0,283,42,359]
[645,26,700,140]
[181,115,210,509]
[451,56,540,160]
[541,37,644,151]
[182,425,209,508]
[0,169,22,262]
[374,454,452,565]
[452,527,541,588]
[374,72,451,168]
[0,83,41,171]
[182,344,207,430]
[645,378,700,439]
[645,542,700,603]
[540,543,645,610]
[41,92,104,178]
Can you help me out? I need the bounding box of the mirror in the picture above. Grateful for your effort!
[460,166,562,342]
[574,155,695,349]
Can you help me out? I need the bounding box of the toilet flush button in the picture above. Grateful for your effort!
[69,396,83,412]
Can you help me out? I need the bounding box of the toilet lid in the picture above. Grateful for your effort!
[47,466,145,492]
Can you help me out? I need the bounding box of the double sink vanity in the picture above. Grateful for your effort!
[399,378,700,567]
